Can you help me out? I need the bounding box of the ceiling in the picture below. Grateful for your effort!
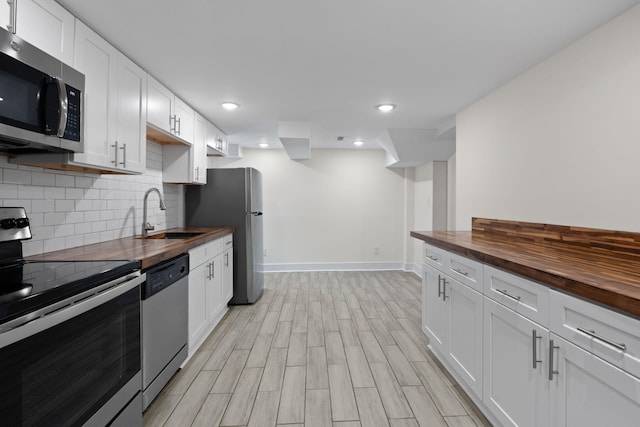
[58,0,640,152]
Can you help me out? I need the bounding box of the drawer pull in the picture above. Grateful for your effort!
[497,289,521,302]
[452,268,469,276]
[577,327,627,352]
[437,275,444,299]
[426,255,439,261]
[532,330,542,369]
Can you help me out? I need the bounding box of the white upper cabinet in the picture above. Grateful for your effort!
[173,97,194,144]
[206,121,228,157]
[115,54,147,173]
[2,0,74,64]
[71,21,146,174]
[163,112,207,184]
[147,76,194,145]
[73,20,118,169]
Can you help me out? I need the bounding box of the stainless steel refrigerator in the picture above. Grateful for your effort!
[185,167,264,304]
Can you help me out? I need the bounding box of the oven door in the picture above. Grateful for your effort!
[0,273,144,427]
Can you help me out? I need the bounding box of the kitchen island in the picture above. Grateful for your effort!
[411,218,640,427]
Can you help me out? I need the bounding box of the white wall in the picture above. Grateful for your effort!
[0,142,182,257]
[411,162,434,271]
[210,149,407,270]
[456,5,640,231]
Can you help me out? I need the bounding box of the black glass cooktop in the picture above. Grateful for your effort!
[0,259,141,326]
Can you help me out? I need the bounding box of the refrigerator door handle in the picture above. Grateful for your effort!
[250,211,263,216]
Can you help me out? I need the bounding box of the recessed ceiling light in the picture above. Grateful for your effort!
[376,104,396,113]
[353,140,364,146]
[259,143,269,148]
[221,102,239,110]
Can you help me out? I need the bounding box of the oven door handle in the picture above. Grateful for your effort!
[0,272,145,348]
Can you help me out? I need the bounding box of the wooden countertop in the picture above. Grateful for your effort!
[27,227,234,270]
[411,218,640,319]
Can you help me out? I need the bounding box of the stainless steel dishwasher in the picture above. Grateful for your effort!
[141,254,189,410]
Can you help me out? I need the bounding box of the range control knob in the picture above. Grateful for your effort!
[1,218,17,229]
[16,218,29,228]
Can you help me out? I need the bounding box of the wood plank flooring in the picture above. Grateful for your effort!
[143,271,491,427]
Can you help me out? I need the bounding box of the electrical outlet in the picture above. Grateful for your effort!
[374,247,380,255]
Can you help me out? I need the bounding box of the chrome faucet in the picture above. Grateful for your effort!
[142,187,167,237]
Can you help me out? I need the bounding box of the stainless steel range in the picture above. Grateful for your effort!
[0,207,144,427]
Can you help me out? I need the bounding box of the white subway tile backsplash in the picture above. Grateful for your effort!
[54,224,75,238]
[43,237,65,253]
[74,222,92,235]
[29,200,56,217]
[84,211,100,222]
[44,187,65,200]
[0,184,18,199]
[55,175,75,187]
[55,200,75,212]
[0,142,182,257]
[18,186,44,200]
[4,169,33,185]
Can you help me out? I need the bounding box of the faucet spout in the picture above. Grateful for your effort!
[142,187,167,237]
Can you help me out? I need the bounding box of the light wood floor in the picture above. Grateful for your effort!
[143,271,491,427]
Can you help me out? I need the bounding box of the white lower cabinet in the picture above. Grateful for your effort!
[423,263,483,397]
[421,245,640,427]
[483,297,549,427]
[549,334,640,427]
[187,234,233,355]
[222,244,234,304]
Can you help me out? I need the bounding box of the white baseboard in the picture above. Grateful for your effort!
[405,262,422,278]
[263,261,405,272]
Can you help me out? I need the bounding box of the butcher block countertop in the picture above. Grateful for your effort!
[27,227,234,270]
[411,218,640,319]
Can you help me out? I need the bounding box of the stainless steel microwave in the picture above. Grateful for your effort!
[0,27,84,154]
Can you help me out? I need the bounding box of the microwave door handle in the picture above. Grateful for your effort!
[55,77,68,137]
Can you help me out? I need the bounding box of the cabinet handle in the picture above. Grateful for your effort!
[170,115,176,133]
[225,252,229,267]
[212,261,215,278]
[119,143,126,168]
[176,117,181,135]
[206,262,212,280]
[452,268,469,276]
[532,330,542,369]
[577,327,627,352]
[195,166,199,181]
[111,141,119,166]
[7,0,17,34]
[426,254,439,262]
[437,275,444,299]
[496,289,521,302]
[548,339,559,381]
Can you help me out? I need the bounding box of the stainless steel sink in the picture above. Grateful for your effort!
[139,231,205,240]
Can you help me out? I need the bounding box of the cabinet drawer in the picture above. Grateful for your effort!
[484,265,549,327]
[189,238,224,268]
[550,289,640,379]
[423,243,448,271]
[445,252,483,292]
[223,233,233,248]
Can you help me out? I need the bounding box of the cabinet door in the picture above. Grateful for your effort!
[147,76,174,133]
[174,97,194,144]
[422,264,447,354]
[483,297,549,427]
[446,277,483,397]
[206,255,223,322]
[550,334,640,427]
[15,0,75,64]
[73,21,118,169]
[189,262,208,353]
[222,248,233,303]
[115,54,147,174]
[193,113,207,184]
